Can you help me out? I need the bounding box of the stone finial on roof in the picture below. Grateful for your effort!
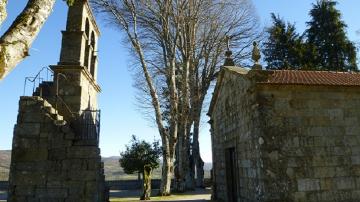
[252,41,262,70]
[223,36,235,66]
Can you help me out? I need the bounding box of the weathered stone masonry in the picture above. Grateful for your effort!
[209,67,360,202]
[9,97,105,201]
[8,0,106,201]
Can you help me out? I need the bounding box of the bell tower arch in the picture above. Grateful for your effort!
[51,0,101,118]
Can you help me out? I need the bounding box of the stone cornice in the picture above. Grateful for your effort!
[50,65,101,93]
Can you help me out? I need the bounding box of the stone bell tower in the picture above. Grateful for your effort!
[8,1,106,201]
[51,0,101,117]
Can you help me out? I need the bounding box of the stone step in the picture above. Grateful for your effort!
[55,114,64,121]
[54,119,67,126]
[44,106,56,115]
[43,100,52,108]
[41,99,66,121]
[33,87,41,96]
[41,81,54,86]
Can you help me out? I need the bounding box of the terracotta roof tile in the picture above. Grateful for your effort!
[258,70,360,86]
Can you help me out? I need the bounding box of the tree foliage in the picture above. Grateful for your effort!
[263,0,357,71]
[306,0,357,71]
[119,135,162,175]
[263,13,305,69]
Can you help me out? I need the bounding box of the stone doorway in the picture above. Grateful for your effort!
[225,147,237,202]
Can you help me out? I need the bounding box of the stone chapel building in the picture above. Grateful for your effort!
[8,0,106,201]
[209,50,360,201]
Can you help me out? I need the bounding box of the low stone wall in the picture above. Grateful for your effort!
[0,181,8,191]
[106,180,162,190]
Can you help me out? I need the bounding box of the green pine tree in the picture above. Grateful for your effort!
[263,13,306,70]
[306,0,357,71]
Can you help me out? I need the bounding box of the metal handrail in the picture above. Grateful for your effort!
[23,66,101,145]
[37,76,77,118]
[23,66,53,96]
[23,66,76,118]
[56,95,77,118]
[73,109,101,145]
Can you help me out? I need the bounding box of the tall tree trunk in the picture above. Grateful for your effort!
[192,107,205,187]
[141,165,152,200]
[175,124,195,191]
[138,172,141,181]
[174,56,193,191]
[175,123,194,191]
[184,129,195,190]
[174,125,187,192]
[159,141,175,196]
[0,0,56,80]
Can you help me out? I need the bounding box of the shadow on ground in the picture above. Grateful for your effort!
[0,188,212,202]
[110,188,212,202]
[0,191,7,201]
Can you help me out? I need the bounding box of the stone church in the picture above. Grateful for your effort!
[209,48,360,202]
[8,0,106,201]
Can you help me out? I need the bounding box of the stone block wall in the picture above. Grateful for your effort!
[51,65,100,114]
[256,85,360,202]
[8,96,105,202]
[211,71,265,201]
[210,69,360,202]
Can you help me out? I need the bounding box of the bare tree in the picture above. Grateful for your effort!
[0,0,74,80]
[91,0,261,194]
[91,0,182,195]
[172,0,262,189]
[187,0,261,188]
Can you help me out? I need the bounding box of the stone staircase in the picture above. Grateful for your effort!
[33,81,54,97]
[8,96,106,201]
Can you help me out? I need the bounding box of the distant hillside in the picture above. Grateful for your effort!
[0,150,10,181]
[0,151,212,180]
[103,156,212,180]
[102,156,163,180]
[0,150,11,169]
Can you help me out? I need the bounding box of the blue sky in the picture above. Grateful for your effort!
[0,0,359,163]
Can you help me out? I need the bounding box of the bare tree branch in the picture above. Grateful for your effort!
[0,0,56,80]
[0,0,7,26]
[91,0,262,192]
